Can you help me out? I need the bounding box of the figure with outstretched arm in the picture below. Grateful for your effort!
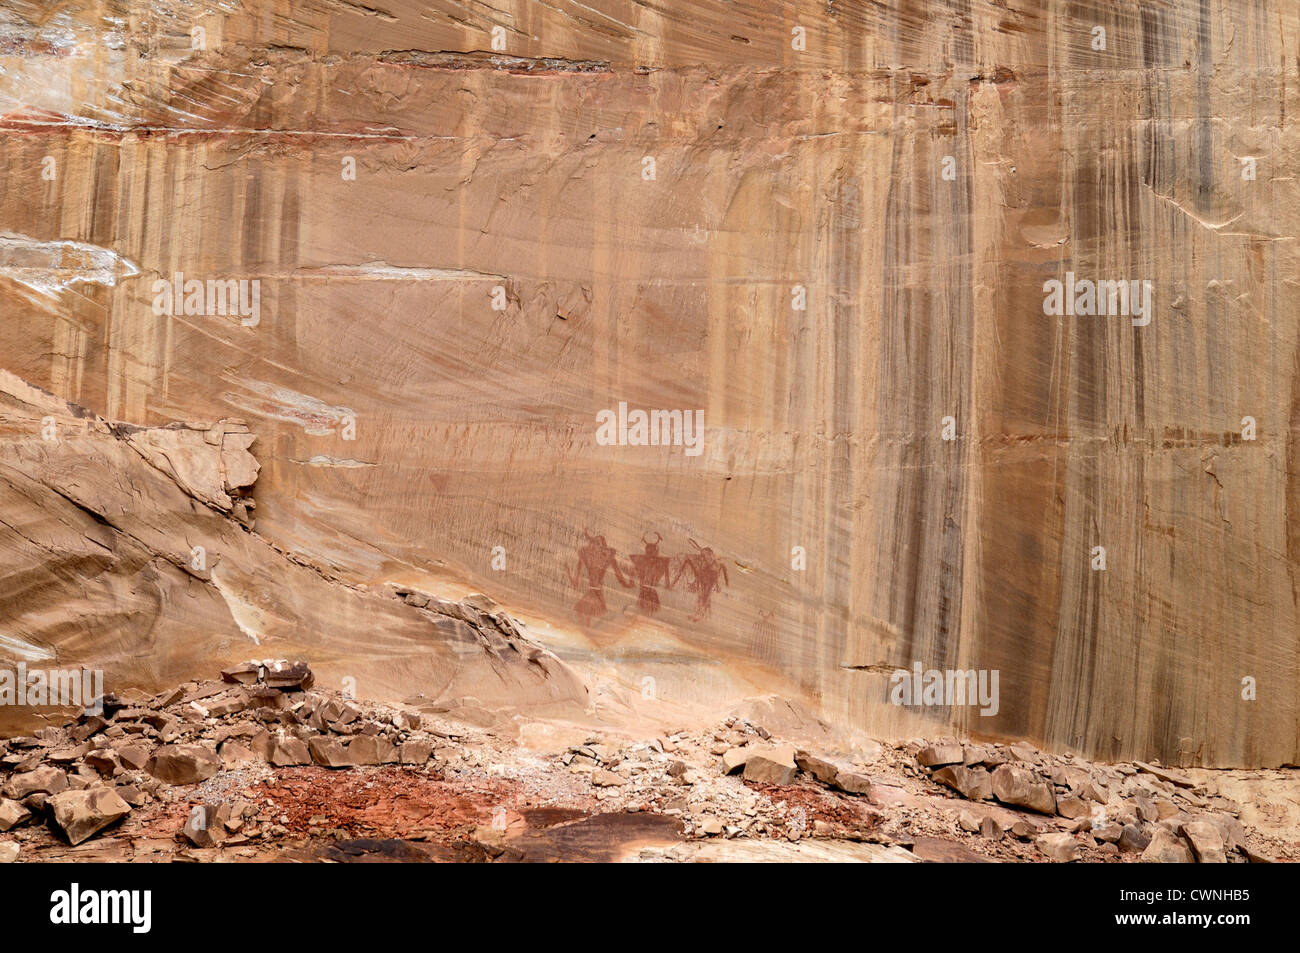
[672,538,729,622]
[567,531,631,628]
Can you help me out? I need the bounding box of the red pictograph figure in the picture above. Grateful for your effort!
[628,532,673,616]
[566,531,632,628]
[751,609,777,661]
[673,538,729,622]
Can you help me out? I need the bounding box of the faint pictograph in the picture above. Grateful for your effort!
[566,531,632,628]
[751,609,777,662]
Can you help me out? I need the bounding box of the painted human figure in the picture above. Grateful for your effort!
[566,531,631,627]
[751,609,777,662]
[673,539,729,622]
[628,532,673,616]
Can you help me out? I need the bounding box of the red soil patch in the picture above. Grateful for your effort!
[743,780,881,835]
[250,767,520,841]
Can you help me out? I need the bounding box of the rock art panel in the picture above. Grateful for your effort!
[0,0,1295,767]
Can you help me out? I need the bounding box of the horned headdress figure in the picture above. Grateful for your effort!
[628,531,673,616]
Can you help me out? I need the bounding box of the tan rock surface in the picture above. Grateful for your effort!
[0,0,1296,771]
[0,373,587,735]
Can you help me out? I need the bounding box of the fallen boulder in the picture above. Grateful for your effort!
[254,732,311,767]
[1056,796,1090,819]
[264,660,314,691]
[917,744,964,768]
[221,662,261,685]
[932,765,992,801]
[1141,828,1194,863]
[308,736,352,768]
[2,766,68,801]
[146,745,221,785]
[182,803,231,848]
[1037,831,1080,862]
[399,741,433,765]
[205,694,251,718]
[1181,820,1227,863]
[347,735,397,765]
[116,745,150,771]
[721,748,750,775]
[991,764,1056,814]
[741,745,797,785]
[48,789,131,846]
[795,750,840,784]
[1118,824,1152,853]
[0,799,31,832]
[833,770,872,795]
[219,740,256,768]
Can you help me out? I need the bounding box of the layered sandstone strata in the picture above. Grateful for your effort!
[0,1,1297,766]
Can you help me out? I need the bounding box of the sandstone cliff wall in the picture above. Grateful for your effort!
[0,0,1296,765]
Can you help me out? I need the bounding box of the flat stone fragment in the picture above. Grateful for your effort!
[1134,762,1195,789]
